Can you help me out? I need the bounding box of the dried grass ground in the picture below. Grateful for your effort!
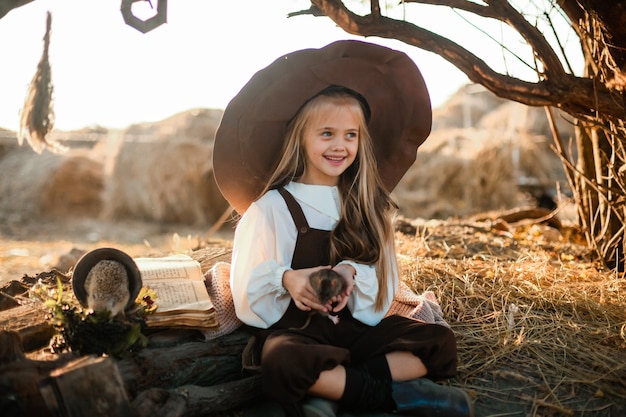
[1,215,625,417]
[395,217,626,417]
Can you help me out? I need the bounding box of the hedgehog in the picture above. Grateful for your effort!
[83,259,131,316]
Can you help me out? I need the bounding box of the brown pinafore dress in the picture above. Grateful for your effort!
[257,189,458,415]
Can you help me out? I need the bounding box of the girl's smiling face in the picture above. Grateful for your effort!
[300,102,360,186]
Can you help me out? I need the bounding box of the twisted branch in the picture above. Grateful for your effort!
[310,0,624,120]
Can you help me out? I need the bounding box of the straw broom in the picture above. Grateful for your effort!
[18,11,67,154]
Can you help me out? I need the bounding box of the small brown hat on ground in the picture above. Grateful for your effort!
[213,40,432,214]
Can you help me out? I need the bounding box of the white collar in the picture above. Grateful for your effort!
[284,182,340,220]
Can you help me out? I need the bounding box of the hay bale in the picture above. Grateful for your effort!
[123,108,223,143]
[0,147,58,223]
[0,129,18,160]
[477,101,575,141]
[395,87,573,220]
[394,127,569,219]
[395,128,517,219]
[432,84,508,130]
[104,140,228,225]
[100,108,229,226]
[0,109,229,228]
[0,146,103,222]
[40,151,103,218]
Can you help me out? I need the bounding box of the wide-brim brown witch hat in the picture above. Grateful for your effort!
[72,247,142,312]
[213,40,432,214]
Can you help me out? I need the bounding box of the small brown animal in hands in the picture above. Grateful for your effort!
[310,268,345,306]
[295,268,346,330]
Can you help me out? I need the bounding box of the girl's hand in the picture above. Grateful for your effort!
[328,264,355,313]
[282,266,331,312]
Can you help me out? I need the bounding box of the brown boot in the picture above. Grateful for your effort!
[391,378,474,417]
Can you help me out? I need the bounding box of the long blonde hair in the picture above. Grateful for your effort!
[260,86,398,311]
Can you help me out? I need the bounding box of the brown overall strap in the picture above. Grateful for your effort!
[278,188,309,235]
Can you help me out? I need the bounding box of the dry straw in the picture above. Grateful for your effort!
[18,11,67,154]
[394,217,626,416]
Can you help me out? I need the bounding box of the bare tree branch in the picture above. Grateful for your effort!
[0,0,35,19]
[310,0,624,120]
[370,0,380,19]
[405,0,493,17]
[488,0,566,77]
[406,0,566,77]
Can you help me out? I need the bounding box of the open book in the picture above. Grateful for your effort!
[133,254,218,329]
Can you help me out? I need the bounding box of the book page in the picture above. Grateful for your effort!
[144,280,213,312]
[134,255,214,313]
[135,254,204,282]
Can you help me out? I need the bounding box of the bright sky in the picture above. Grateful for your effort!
[0,0,579,131]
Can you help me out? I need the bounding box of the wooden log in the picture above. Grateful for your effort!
[0,280,29,311]
[117,329,252,396]
[132,376,264,417]
[0,328,258,417]
[39,355,133,417]
[0,331,76,417]
[0,303,54,352]
[189,246,232,274]
[0,330,25,366]
[470,206,562,229]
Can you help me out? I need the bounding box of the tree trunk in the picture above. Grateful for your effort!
[569,8,626,270]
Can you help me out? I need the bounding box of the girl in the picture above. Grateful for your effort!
[215,41,473,417]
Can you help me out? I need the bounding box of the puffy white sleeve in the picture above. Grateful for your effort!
[229,198,296,329]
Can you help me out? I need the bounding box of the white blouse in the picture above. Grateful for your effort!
[230,181,397,329]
